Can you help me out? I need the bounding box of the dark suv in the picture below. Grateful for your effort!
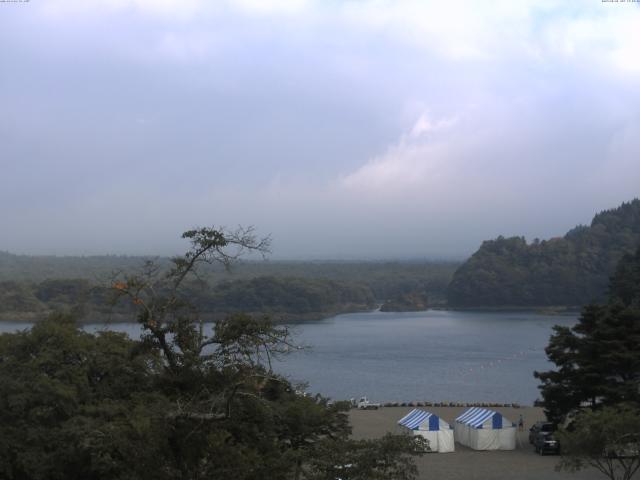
[534,430,560,455]
[529,422,555,444]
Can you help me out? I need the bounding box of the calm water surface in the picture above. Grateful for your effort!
[0,310,577,405]
[275,310,578,405]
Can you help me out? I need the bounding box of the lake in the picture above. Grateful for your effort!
[0,309,577,406]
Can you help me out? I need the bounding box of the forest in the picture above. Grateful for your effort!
[447,199,640,307]
[0,253,457,322]
[3,199,640,317]
[0,227,426,480]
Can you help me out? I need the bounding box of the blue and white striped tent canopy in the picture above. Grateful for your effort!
[455,407,511,429]
[398,409,443,431]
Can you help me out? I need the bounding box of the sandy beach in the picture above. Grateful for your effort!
[349,406,608,480]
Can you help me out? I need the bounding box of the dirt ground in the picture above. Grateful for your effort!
[349,406,609,480]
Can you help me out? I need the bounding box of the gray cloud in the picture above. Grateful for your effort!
[1,1,639,258]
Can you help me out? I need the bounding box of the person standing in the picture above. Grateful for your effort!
[518,414,524,431]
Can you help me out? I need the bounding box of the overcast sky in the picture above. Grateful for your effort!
[1,0,639,259]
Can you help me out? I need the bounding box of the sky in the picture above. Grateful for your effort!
[1,0,639,259]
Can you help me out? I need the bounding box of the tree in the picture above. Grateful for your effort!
[106,226,352,478]
[109,226,274,374]
[534,245,640,424]
[610,247,640,307]
[534,303,640,424]
[306,434,426,480]
[0,313,169,480]
[556,405,640,480]
[1,226,424,480]
[535,245,640,480]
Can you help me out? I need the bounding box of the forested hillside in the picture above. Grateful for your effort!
[0,277,375,322]
[185,276,377,319]
[0,257,458,321]
[0,252,147,281]
[447,199,640,307]
[0,252,456,296]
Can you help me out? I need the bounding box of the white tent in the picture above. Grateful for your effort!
[397,409,455,453]
[454,407,516,450]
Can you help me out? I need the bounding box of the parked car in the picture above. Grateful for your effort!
[534,431,560,455]
[529,421,556,444]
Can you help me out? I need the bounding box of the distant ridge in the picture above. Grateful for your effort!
[0,251,157,282]
[0,251,458,321]
[447,199,640,307]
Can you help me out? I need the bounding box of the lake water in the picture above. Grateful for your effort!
[0,309,577,406]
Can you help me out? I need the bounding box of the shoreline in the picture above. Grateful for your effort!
[0,305,581,325]
[373,400,526,408]
[0,307,378,325]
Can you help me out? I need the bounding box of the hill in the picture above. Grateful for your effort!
[0,254,458,321]
[447,199,640,307]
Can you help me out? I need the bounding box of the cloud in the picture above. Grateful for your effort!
[32,1,640,73]
[1,0,639,258]
[232,0,312,16]
[338,113,459,192]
